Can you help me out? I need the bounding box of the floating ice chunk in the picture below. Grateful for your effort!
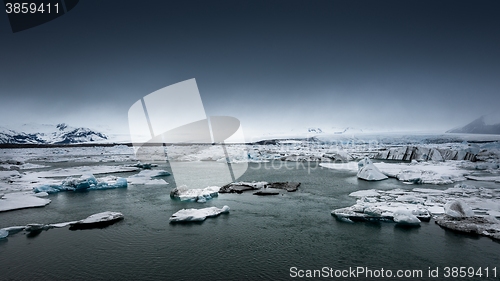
[33,174,127,193]
[76,212,123,224]
[374,162,468,185]
[466,175,500,182]
[0,212,123,240]
[349,189,380,197]
[0,228,8,239]
[170,185,219,202]
[219,181,267,193]
[127,169,170,185]
[435,215,500,241]
[30,166,140,178]
[133,169,170,178]
[70,211,124,229]
[0,192,51,212]
[129,161,158,169]
[0,170,20,180]
[319,162,358,172]
[62,174,98,190]
[169,205,230,222]
[444,200,474,218]
[33,192,49,197]
[91,177,128,190]
[33,184,70,194]
[357,158,388,181]
[393,209,421,225]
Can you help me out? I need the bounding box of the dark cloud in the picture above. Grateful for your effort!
[1,0,499,136]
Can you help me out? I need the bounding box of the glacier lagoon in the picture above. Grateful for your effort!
[1,160,500,280]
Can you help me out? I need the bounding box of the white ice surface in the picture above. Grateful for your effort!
[76,211,124,224]
[322,161,471,184]
[169,206,230,222]
[393,209,421,225]
[30,166,139,178]
[0,192,51,212]
[127,170,169,185]
[0,211,122,239]
[444,200,475,218]
[357,158,388,181]
[172,185,219,202]
[333,183,500,223]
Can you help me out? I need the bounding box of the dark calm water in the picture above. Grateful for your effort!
[1,161,499,281]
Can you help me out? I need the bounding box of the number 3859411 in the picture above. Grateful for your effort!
[5,3,59,14]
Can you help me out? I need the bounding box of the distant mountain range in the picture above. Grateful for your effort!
[307,127,323,134]
[0,123,108,144]
[447,115,500,135]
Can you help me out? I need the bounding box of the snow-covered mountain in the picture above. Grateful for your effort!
[447,114,500,135]
[0,123,108,144]
[307,127,323,134]
[331,127,364,134]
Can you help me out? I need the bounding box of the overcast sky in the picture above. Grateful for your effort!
[1,0,499,137]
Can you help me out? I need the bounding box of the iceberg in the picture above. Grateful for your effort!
[169,206,230,222]
[128,161,158,169]
[218,181,300,194]
[393,209,421,226]
[69,211,124,230]
[444,200,474,218]
[219,181,268,193]
[434,215,500,241]
[170,185,219,202]
[33,174,127,194]
[357,158,388,181]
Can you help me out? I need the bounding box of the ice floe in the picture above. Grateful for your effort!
[29,165,140,178]
[218,181,300,194]
[69,211,124,230]
[434,215,500,241]
[0,211,124,239]
[126,169,170,185]
[0,192,51,212]
[219,181,268,193]
[170,185,219,202]
[169,206,230,222]
[332,184,500,239]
